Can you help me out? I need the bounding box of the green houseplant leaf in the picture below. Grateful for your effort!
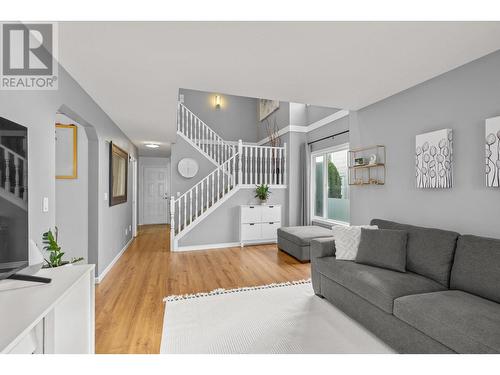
[42,227,84,268]
[255,184,271,202]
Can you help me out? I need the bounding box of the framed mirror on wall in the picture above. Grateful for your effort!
[109,142,128,206]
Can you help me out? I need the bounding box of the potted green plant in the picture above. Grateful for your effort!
[255,184,271,205]
[42,227,84,268]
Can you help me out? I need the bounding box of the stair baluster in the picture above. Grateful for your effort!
[217,168,220,202]
[283,142,287,185]
[195,185,198,220]
[22,159,27,201]
[250,147,254,185]
[183,195,187,230]
[4,149,10,192]
[14,156,20,197]
[211,173,214,206]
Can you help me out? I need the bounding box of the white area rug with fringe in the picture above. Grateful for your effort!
[161,280,394,354]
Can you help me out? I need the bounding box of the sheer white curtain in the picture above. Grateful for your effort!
[300,142,312,226]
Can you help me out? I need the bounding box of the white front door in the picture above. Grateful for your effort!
[143,166,168,224]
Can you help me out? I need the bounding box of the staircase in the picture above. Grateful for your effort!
[178,103,236,166]
[170,103,287,250]
[0,144,27,211]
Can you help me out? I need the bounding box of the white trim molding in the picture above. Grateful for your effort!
[257,110,350,145]
[95,237,134,283]
[306,109,349,133]
[175,239,277,252]
[175,242,242,252]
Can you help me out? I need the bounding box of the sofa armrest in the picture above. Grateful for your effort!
[310,237,336,259]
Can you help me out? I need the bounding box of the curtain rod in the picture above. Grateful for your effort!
[307,129,349,146]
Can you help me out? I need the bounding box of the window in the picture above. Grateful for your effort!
[311,144,349,224]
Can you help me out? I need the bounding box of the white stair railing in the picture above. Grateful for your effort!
[240,143,286,186]
[177,102,236,165]
[170,152,239,240]
[0,144,27,209]
[169,140,288,250]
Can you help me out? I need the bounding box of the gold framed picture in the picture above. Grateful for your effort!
[259,99,280,121]
[55,124,77,179]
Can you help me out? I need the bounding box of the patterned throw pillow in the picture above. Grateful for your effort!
[333,225,378,260]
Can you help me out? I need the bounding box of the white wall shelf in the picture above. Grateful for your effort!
[348,145,386,185]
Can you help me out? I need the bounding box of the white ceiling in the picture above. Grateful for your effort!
[58,22,500,157]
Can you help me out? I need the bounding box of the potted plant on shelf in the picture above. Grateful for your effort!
[42,227,84,268]
[255,184,271,205]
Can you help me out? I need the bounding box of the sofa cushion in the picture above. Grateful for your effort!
[310,237,336,259]
[332,225,378,261]
[277,226,333,247]
[394,290,500,353]
[356,228,408,272]
[371,219,459,286]
[450,235,500,303]
[315,258,445,313]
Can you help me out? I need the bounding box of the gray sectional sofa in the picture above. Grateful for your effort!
[311,219,500,354]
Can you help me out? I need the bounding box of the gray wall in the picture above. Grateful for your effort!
[350,49,500,238]
[306,105,340,125]
[180,88,259,142]
[0,63,137,277]
[290,103,340,127]
[308,116,350,152]
[285,131,306,226]
[55,114,88,262]
[179,188,287,247]
[170,135,216,198]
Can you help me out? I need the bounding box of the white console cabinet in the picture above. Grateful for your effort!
[0,264,95,354]
[240,204,281,247]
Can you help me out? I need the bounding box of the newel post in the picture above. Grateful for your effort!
[177,100,182,133]
[237,139,243,185]
[169,196,175,250]
[283,142,287,186]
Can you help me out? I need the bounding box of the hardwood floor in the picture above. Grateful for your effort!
[95,224,311,354]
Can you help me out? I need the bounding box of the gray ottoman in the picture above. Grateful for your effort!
[277,226,334,262]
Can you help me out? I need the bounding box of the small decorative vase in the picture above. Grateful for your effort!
[260,200,267,205]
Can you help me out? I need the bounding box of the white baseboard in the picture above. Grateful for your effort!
[174,242,241,252]
[95,237,133,284]
[175,239,277,252]
[241,239,277,247]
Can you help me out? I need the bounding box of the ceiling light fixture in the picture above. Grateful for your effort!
[145,143,160,149]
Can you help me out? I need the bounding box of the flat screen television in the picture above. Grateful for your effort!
[0,117,28,280]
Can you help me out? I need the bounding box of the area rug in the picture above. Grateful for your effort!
[161,280,394,354]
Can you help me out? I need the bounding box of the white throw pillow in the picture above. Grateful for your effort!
[333,225,378,261]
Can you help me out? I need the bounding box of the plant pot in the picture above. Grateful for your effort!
[260,200,267,205]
